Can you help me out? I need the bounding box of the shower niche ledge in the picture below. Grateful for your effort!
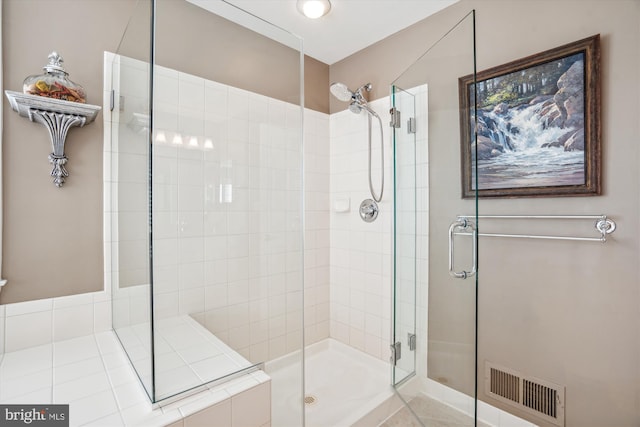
[5,90,101,187]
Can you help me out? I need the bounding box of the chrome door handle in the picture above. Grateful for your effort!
[448,218,477,279]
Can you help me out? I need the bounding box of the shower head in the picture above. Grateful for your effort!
[330,82,353,102]
[348,102,362,114]
[330,82,373,103]
[349,101,380,118]
[331,82,378,117]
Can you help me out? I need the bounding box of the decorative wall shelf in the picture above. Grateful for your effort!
[5,90,101,187]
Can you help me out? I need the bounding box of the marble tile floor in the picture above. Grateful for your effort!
[381,395,492,427]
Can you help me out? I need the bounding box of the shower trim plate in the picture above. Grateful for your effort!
[359,199,379,222]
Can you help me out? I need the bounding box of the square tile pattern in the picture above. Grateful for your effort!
[114,315,254,401]
[107,54,328,376]
[0,330,271,427]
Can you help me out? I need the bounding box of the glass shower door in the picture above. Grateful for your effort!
[391,10,478,426]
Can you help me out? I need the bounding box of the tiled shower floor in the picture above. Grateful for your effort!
[267,338,393,427]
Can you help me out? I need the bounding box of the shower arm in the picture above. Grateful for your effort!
[355,83,372,97]
[352,83,372,105]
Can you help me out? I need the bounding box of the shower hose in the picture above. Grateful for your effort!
[368,113,384,202]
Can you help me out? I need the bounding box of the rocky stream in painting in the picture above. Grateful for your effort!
[472,54,586,190]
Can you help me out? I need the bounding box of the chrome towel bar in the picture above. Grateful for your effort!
[453,214,616,243]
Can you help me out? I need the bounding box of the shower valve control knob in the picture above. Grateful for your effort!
[359,199,379,223]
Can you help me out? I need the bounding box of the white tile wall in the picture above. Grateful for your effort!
[304,109,330,346]
[413,86,430,379]
[2,291,112,353]
[105,51,154,403]
[108,54,312,370]
[326,87,430,373]
[387,85,431,380]
[329,97,394,361]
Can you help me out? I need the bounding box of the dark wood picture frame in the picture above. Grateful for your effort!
[459,34,601,198]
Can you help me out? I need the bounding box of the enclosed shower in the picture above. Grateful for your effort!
[106,0,480,425]
[106,0,482,424]
[105,0,603,425]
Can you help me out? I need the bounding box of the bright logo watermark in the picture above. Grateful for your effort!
[1,405,68,426]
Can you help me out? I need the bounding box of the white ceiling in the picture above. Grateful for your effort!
[188,0,459,65]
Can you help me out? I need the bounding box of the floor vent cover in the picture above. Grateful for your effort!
[490,365,519,403]
[485,362,565,426]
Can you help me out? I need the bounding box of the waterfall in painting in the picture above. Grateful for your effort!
[471,53,586,190]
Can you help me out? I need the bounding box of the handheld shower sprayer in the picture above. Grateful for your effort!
[329,82,376,115]
[329,82,384,204]
[329,82,353,102]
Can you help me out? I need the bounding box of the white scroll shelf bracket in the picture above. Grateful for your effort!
[5,90,101,187]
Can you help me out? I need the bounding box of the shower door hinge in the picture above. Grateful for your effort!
[390,341,402,365]
[389,107,401,128]
[407,117,416,134]
[408,333,416,351]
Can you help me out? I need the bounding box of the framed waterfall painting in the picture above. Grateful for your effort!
[459,34,601,198]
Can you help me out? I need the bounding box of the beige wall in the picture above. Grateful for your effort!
[1,0,328,305]
[332,1,640,426]
[155,0,329,113]
[4,0,639,423]
[304,55,330,114]
[1,0,138,304]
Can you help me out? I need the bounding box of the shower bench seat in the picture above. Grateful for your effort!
[0,319,271,426]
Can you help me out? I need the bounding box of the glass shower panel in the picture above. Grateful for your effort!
[391,11,477,426]
[392,85,417,386]
[110,0,303,407]
[151,0,304,406]
[109,0,154,401]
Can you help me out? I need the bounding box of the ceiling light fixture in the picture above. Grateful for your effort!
[297,0,331,19]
